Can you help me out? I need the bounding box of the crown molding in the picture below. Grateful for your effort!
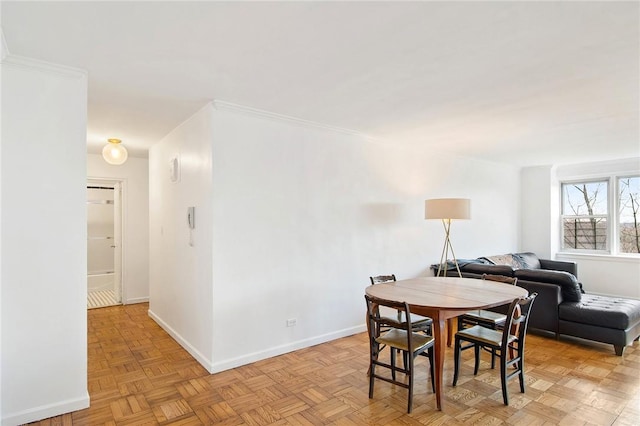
[1,54,87,79]
[212,100,377,141]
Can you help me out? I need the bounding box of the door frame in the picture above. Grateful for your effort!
[87,177,126,304]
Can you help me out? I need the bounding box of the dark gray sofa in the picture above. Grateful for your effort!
[435,252,640,356]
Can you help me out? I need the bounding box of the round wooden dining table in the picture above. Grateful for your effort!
[365,276,528,410]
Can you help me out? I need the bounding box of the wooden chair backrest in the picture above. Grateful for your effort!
[482,274,517,286]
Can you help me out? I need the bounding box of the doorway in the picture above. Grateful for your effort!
[87,180,123,308]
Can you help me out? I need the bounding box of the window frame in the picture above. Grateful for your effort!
[616,174,640,255]
[560,178,611,254]
[559,174,640,256]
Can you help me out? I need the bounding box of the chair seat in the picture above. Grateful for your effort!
[383,315,433,331]
[399,313,433,329]
[376,329,434,352]
[456,325,516,347]
[403,313,433,324]
[461,310,506,328]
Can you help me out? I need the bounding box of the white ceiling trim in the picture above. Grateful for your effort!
[2,54,87,79]
[213,100,379,141]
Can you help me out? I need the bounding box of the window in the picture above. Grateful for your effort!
[619,176,640,254]
[562,180,608,251]
[561,175,640,255]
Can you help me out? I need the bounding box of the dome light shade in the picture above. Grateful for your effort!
[102,138,128,165]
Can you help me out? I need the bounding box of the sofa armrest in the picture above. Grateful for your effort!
[516,280,562,334]
[540,259,578,278]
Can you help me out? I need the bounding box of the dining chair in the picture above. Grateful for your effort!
[452,293,538,405]
[369,275,433,334]
[457,274,518,367]
[364,294,435,413]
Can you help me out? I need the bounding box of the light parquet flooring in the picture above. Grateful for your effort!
[26,303,640,425]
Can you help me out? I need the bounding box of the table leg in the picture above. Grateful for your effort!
[446,317,457,347]
[432,317,445,410]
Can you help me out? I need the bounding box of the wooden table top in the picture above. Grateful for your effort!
[365,276,528,311]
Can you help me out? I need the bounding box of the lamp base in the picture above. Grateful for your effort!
[435,219,462,278]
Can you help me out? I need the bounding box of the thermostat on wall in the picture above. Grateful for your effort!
[169,157,180,183]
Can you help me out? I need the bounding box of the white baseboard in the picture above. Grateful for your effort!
[147,309,215,371]
[125,296,149,305]
[2,393,89,426]
[147,308,366,375]
[209,325,367,373]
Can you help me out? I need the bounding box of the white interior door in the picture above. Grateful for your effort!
[113,182,123,303]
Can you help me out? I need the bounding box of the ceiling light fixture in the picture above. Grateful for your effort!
[102,138,128,165]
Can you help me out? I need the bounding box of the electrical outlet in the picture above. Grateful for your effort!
[286,318,297,327]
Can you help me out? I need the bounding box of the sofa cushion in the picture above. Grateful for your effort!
[480,254,525,270]
[514,269,582,302]
[559,294,640,330]
[514,252,541,269]
[459,263,514,277]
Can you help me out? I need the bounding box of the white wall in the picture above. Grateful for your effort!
[87,154,149,303]
[556,253,640,299]
[148,101,521,373]
[1,56,88,425]
[1,23,7,421]
[148,104,214,369]
[520,166,555,258]
[207,103,521,371]
[522,158,640,299]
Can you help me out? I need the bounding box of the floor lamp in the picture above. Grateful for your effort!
[425,198,471,277]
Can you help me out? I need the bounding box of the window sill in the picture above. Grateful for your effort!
[556,252,640,264]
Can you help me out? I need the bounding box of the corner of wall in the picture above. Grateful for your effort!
[520,165,555,258]
[147,309,214,373]
[1,26,10,61]
[549,165,561,257]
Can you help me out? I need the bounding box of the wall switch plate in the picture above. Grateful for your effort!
[286,318,297,327]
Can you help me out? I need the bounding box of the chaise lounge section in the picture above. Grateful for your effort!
[435,252,640,355]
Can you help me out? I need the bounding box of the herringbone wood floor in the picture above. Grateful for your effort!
[26,303,639,425]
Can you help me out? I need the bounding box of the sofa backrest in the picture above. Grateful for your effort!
[514,269,582,302]
[458,263,515,277]
[514,252,541,269]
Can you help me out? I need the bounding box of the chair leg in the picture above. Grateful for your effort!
[453,337,461,386]
[500,352,509,405]
[491,348,496,369]
[473,345,481,375]
[518,348,526,394]
[369,363,375,399]
[390,348,397,381]
[428,347,435,393]
[407,352,414,413]
[369,343,378,399]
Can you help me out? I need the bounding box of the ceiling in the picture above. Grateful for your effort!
[2,1,638,167]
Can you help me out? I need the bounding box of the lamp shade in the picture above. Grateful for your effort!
[425,198,471,220]
[102,138,128,165]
